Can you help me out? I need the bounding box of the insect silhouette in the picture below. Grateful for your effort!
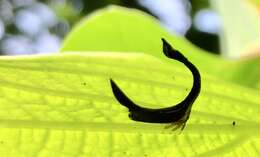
[110,38,201,131]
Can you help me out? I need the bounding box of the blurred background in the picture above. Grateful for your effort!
[0,0,223,55]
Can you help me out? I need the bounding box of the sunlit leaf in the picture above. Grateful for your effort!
[0,53,259,156]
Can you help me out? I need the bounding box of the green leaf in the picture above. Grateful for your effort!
[60,6,221,67]
[0,53,259,156]
[60,5,260,90]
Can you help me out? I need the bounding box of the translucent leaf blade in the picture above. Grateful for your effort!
[0,53,259,156]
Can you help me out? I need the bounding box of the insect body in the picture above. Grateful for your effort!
[110,38,201,130]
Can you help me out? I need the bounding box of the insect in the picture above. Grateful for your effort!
[232,121,236,126]
[110,38,201,131]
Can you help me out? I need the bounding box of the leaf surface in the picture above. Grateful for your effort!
[0,53,259,156]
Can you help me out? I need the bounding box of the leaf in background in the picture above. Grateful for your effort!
[210,0,260,89]
[210,0,260,58]
[60,5,260,90]
[0,53,260,156]
[60,6,224,73]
